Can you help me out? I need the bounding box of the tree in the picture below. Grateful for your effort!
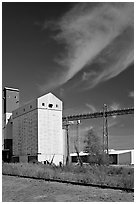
[83,128,109,165]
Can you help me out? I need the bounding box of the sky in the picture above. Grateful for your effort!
[2,2,134,151]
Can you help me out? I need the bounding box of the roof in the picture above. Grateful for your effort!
[70,149,134,156]
[3,87,19,92]
[70,152,89,156]
[108,149,133,155]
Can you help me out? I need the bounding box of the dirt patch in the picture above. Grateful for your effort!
[2,175,134,202]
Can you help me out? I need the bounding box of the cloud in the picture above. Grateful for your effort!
[109,102,121,111]
[128,91,134,98]
[41,2,133,91]
[80,125,94,133]
[86,103,97,113]
[109,102,121,119]
[99,118,117,130]
[108,120,118,128]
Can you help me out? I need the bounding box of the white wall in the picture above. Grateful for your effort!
[37,93,64,165]
[131,150,134,165]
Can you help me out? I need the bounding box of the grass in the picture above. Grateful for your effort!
[2,163,134,189]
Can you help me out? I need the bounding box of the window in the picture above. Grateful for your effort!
[23,109,25,112]
[48,104,53,108]
[15,96,17,98]
[42,103,45,106]
[56,104,58,108]
[30,105,32,108]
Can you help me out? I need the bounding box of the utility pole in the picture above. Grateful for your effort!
[74,120,83,165]
[76,120,80,151]
[63,119,81,165]
[65,118,70,165]
[103,104,109,155]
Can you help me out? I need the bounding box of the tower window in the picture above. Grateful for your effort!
[56,104,58,108]
[42,103,45,106]
[48,104,53,108]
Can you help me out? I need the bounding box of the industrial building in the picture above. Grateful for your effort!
[2,87,66,165]
[2,87,134,166]
[108,149,134,165]
[2,87,19,159]
[70,149,134,165]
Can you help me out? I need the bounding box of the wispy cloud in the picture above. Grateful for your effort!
[128,91,134,98]
[99,118,117,130]
[109,102,121,119]
[86,103,97,113]
[109,102,121,111]
[40,2,133,91]
[108,120,118,129]
[80,125,94,133]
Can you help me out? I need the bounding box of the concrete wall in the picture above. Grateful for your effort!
[37,93,64,165]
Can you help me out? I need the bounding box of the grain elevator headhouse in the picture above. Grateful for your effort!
[37,93,64,165]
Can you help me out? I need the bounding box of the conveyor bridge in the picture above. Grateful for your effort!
[62,107,134,122]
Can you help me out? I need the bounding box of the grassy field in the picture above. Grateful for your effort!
[2,163,134,190]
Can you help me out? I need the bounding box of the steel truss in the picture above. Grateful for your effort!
[63,107,134,122]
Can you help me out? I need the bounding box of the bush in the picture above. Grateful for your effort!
[83,128,111,165]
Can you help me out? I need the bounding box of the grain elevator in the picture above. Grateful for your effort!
[12,92,65,165]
